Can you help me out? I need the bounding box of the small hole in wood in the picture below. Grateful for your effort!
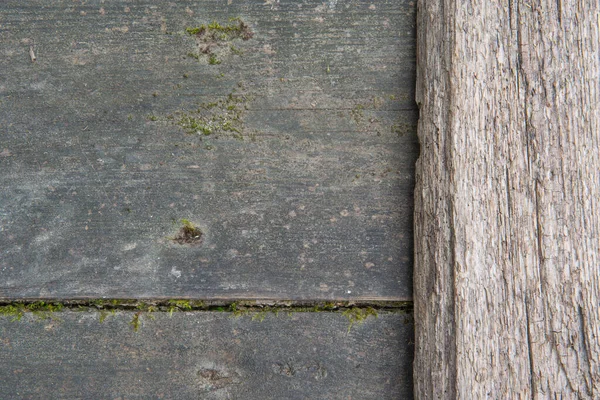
[172,219,203,245]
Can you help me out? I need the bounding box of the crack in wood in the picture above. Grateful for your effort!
[0,298,413,314]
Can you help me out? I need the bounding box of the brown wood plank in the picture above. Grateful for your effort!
[0,310,414,399]
[414,0,600,397]
[0,0,417,301]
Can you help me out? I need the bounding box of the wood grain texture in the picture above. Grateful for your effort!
[414,0,600,398]
[0,0,418,301]
[0,311,413,399]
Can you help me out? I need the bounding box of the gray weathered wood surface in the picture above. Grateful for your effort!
[0,311,413,399]
[0,1,416,398]
[0,0,417,301]
[414,0,599,397]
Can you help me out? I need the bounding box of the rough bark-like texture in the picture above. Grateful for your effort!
[414,0,599,398]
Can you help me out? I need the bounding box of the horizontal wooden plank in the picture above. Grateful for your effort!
[0,311,414,399]
[0,0,417,300]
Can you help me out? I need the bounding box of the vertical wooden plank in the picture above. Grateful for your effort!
[414,0,599,397]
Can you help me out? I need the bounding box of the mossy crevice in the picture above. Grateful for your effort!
[0,299,412,332]
[0,301,64,321]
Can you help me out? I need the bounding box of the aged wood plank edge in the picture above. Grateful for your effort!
[414,0,599,398]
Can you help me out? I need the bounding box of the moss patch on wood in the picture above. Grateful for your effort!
[0,301,64,321]
[185,18,253,64]
[342,307,378,332]
[168,91,249,138]
[171,219,203,245]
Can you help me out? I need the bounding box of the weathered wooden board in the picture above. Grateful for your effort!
[0,0,417,301]
[414,0,599,398]
[0,311,413,399]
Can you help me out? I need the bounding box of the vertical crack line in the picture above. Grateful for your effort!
[532,180,548,400]
[508,0,513,33]
[447,197,458,400]
[502,167,512,295]
[534,180,545,288]
[517,3,535,398]
[516,0,533,180]
[515,0,521,88]
[445,0,458,395]
[505,167,512,220]
[524,292,536,400]
[578,305,593,395]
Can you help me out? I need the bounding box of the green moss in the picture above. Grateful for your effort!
[169,300,192,310]
[229,303,277,321]
[315,302,337,311]
[186,19,253,41]
[90,299,105,307]
[187,52,200,60]
[372,96,384,108]
[227,301,347,322]
[130,312,142,332]
[166,299,195,316]
[223,121,241,133]
[0,304,25,321]
[230,45,243,55]
[342,307,378,332]
[99,311,109,323]
[0,301,64,321]
[147,114,158,121]
[229,302,244,317]
[350,104,365,124]
[208,54,221,65]
[172,91,249,138]
[251,309,273,322]
[0,300,407,334]
[136,303,157,312]
[177,115,213,135]
[186,27,203,35]
[368,300,412,310]
[99,310,115,323]
[184,18,252,65]
[171,219,203,245]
